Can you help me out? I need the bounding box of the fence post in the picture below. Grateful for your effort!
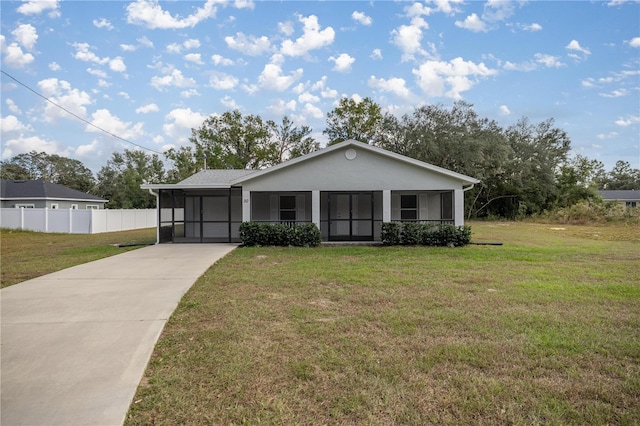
[20,207,25,230]
[45,207,49,232]
[69,208,73,233]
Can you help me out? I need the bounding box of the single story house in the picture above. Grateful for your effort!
[142,140,480,244]
[0,179,107,209]
[598,190,639,208]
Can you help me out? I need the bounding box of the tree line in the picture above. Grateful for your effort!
[1,98,638,216]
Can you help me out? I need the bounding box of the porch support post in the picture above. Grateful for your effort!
[382,190,391,223]
[454,189,464,226]
[242,190,251,222]
[311,190,320,228]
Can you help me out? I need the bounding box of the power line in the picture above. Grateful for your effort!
[1,69,164,155]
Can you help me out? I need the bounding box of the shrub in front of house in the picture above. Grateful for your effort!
[382,222,471,247]
[239,222,321,247]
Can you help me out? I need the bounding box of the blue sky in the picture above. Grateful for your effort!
[1,0,639,174]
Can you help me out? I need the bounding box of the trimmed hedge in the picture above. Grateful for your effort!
[381,222,471,247]
[239,222,322,247]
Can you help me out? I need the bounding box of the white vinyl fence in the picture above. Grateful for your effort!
[0,208,157,234]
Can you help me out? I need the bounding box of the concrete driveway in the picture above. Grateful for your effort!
[1,243,237,426]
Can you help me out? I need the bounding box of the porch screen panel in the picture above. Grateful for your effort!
[441,192,453,220]
[353,193,373,238]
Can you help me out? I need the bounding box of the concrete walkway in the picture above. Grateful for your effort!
[1,243,237,426]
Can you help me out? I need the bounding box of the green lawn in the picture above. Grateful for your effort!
[126,222,640,425]
[0,227,156,288]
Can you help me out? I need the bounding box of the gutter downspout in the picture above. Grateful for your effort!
[463,184,475,192]
[147,188,160,244]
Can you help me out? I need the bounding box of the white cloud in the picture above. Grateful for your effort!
[212,54,234,66]
[303,103,323,119]
[220,95,240,109]
[413,57,497,99]
[430,0,464,15]
[329,53,355,72]
[614,115,640,126]
[183,39,201,49]
[522,23,542,32]
[278,21,294,36]
[600,89,629,98]
[534,53,565,68]
[121,44,137,52]
[75,140,100,158]
[150,69,197,91]
[370,49,383,60]
[1,135,65,159]
[281,14,335,57]
[118,91,130,99]
[5,99,22,114]
[138,36,154,48]
[136,103,159,114]
[12,24,38,50]
[185,53,204,64]
[17,0,59,16]
[167,43,182,54]
[37,78,93,122]
[596,132,618,140]
[455,13,487,32]
[566,39,591,59]
[311,76,338,98]
[298,92,319,103]
[368,75,412,99]
[628,37,640,48]
[87,68,108,78]
[93,18,114,30]
[500,105,511,115]
[225,32,272,56]
[98,79,110,88]
[72,42,109,64]
[1,35,35,68]
[581,78,595,88]
[352,11,372,26]
[87,109,145,140]
[126,0,218,29]
[180,89,201,98]
[258,55,303,91]
[163,107,208,141]
[391,17,429,62]
[1,115,33,133]
[49,61,61,71]
[483,0,516,22]
[209,72,239,90]
[109,57,127,72]
[268,99,297,115]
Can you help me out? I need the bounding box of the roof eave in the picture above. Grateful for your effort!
[141,183,232,190]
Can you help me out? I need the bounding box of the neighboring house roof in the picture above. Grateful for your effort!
[0,179,107,202]
[598,190,640,201]
[143,140,479,191]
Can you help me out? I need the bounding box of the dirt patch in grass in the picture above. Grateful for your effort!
[0,228,156,288]
[126,222,639,425]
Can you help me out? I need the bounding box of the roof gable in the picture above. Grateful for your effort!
[0,180,107,202]
[233,140,479,186]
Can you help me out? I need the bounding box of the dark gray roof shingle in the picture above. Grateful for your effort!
[178,169,257,185]
[0,180,106,201]
[598,190,639,201]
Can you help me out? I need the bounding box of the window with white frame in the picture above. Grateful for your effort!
[86,205,99,210]
[279,195,296,221]
[400,195,418,220]
[15,204,35,208]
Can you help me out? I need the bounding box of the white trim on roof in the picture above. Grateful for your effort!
[231,140,480,186]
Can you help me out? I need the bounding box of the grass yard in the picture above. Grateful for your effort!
[0,227,156,288]
[126,221,639,425]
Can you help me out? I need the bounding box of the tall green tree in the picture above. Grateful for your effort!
[272,116,319,162]
[95,149,165,209]
[324,97,383,145]
[189,110,277,169]
[0,151,95,193]
[600,160,640,190]
[555,155,605,207]
[503,117,572,216]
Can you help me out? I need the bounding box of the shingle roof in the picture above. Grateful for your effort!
[0,180,106,201]
[178,169,257,185]
[598,190,639,201]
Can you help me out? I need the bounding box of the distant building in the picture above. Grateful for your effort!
[598,190,639,208]
[0,179,107,209]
